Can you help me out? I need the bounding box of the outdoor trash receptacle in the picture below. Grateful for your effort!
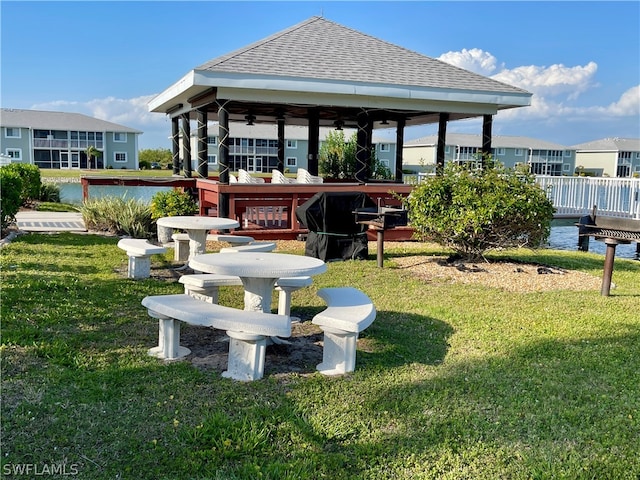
[296,191,376,261]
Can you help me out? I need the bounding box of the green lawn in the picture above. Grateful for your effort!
[1,234,639,479]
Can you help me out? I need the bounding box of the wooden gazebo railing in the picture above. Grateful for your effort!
[196,179,415,241]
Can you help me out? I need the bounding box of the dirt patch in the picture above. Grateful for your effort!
[180,320,325,378]
[392,255,602,293]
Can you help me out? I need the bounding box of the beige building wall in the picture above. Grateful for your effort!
[575,151,617,177]
[402,145,436,170]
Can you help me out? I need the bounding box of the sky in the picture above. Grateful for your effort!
[1,1,639,150]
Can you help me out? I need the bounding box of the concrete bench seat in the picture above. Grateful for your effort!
[219,242,276,253]
[179,273,244,303]
[142,294,290,381]
[117,238,167,279]
[170,233,255,261]
[312,287,376,375]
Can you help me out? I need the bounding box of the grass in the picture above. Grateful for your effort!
[1,234,639,479]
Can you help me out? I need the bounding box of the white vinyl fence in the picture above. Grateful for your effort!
[535,176,640,219]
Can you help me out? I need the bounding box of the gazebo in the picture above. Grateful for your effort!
[149,16,531,219]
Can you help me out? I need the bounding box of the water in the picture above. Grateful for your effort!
[59,183,172,205]
[547,226,638,260]
[59,183,638,260]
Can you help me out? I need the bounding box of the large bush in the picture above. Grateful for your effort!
[2,163,41,204]
[0,169,23,230]
[403,159,555,261]
[150,189,198,220]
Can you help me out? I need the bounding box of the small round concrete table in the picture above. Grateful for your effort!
[156,216,239,263]
[189,252,327,313]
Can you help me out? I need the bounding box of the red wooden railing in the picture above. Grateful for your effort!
[196,179,415,240]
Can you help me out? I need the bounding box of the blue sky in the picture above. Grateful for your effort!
[2,1,639,150]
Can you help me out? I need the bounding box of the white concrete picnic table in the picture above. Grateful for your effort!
[156,216,239,263]
[189,252,327,314]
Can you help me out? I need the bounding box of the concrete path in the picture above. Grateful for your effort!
[15,211,86,232]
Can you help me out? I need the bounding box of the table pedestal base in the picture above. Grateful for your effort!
[222,330,266,381]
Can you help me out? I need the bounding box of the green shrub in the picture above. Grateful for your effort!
[2,163,41,204]
[0,169,23,230]
[150,189,198,220]
[39,183,61,203]
[80,196,154,238]
[403,158,555,261]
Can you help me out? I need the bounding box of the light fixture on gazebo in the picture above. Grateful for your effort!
[245,114,256,126]
[333,120,344,131]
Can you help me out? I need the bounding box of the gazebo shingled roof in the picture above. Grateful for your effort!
[149,16,531,126]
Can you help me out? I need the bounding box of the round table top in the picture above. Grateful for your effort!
[156,216,239,231]
[189,252,327,279]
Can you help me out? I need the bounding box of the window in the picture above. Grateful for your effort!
[515,149,524,156]
[6,149,21,160]
[286,140,297,149]
[496,148,506,156]
[563,164,571,172]
[617,165,630,177]
[635,152,640,159]
[618,152,632,164]
[379,159,390,167]
[207,155,217,165]
[114,152,127,163]
[5,127,21,138]
[207,136,217,146]
[564,150,572,157]
[286,157,297,167]
[379,143,390,152]
[113,132,127,142]
[444,146,450,154]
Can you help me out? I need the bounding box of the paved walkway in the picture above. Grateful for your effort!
[15,211,86,232]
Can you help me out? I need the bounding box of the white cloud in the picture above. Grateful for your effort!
[602,85,640,116]
[491,62,598,100]
[438,48,502,76]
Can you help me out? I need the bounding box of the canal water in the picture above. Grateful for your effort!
[59,184,639,260]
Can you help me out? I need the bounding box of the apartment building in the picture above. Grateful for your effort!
[1,108,142,170]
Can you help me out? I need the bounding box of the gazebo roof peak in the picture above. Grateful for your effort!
[195,16,529,96]
[149,16,531,127]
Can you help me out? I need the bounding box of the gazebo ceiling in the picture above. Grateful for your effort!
[149,16,531,127]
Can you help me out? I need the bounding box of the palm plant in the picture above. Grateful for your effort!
[85,145,102,170]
